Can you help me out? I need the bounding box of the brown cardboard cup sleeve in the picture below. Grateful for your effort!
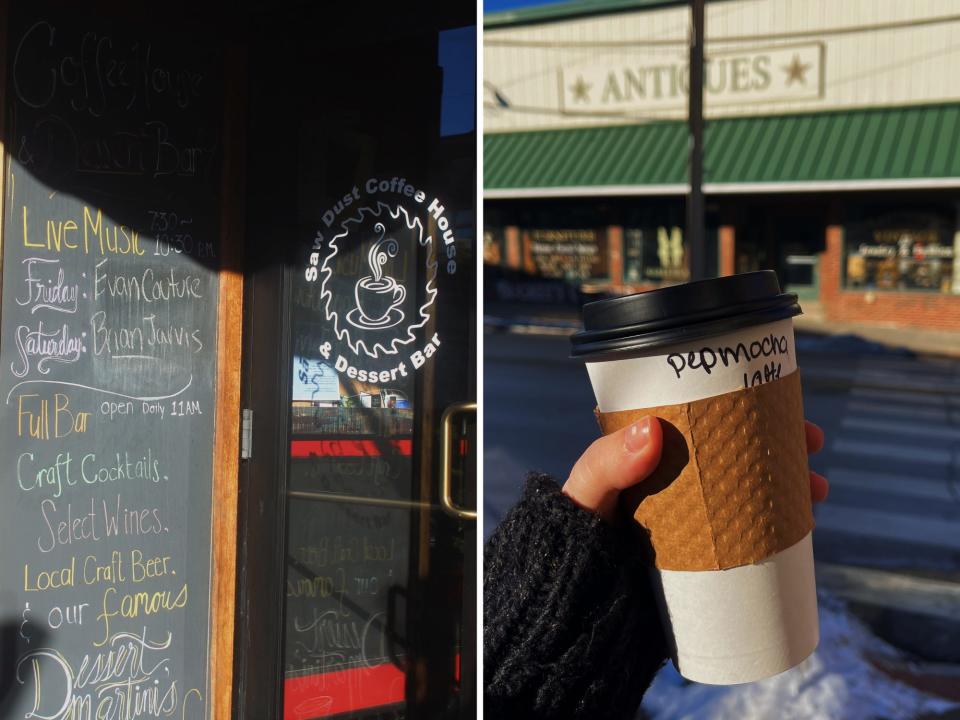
[596,370,813,572]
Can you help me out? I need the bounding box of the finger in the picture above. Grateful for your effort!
[805,421,824,455]
[564,416,663,522]
[810,471,829,504]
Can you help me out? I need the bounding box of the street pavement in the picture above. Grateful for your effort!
[483,327,960,662]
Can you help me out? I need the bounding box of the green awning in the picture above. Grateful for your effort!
[484,103,960,196]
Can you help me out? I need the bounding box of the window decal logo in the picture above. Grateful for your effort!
[304,177,458,385]
[319,202,437,359]
[346,223,406,331]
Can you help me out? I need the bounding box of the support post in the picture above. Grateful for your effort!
[687,0,707,280]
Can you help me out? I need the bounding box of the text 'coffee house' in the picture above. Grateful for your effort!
[0,1,478,719]
[484,0,960,330]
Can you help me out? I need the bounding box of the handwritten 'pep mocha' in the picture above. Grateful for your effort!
[666,332,790,379]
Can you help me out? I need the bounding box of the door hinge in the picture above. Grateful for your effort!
[241,409,253,460]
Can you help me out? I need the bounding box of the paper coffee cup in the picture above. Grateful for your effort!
[570,271,818,685]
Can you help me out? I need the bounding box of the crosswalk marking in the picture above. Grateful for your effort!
[852,358,957,373]
[815,505,960,551]
[841,415,960,441]
[818,368,960,560]
[832,437,954,465]
[846,400,953,423]
[825,467,958,502]
[805,367,960,394]
[817,563,960,622]
[783,356,959,630]
[849,386,960,407]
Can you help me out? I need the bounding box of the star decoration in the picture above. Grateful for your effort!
[782,54,811,86]
[569,76,592,103]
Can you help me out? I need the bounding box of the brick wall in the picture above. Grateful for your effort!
[607,225,624,286]
[504,226,522,270]
[820,225,960,331]
[719,226,736,277]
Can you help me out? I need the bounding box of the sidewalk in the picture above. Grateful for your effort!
[484,300,960,359]
[795,300,960,359]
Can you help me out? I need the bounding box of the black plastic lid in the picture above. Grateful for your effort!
[570,271,801,358]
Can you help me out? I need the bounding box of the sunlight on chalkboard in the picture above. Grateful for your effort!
[0,8,222,719]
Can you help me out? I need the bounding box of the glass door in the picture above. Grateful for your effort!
[234,4,476,719]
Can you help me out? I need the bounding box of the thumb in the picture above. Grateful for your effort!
[564,416,663,523]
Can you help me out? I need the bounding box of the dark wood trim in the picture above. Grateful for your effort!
[0,0,8,292]
[232,251,293,720]
[231,46,298,708]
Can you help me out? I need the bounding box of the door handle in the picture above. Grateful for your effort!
[386,584,408,671]
[440,401,477,521]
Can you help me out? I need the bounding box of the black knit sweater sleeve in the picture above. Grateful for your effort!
[484,473,668,719]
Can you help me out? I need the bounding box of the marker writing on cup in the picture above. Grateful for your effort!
[666,333,790,380]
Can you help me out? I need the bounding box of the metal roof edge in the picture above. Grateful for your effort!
[484,0,697,30]
[705,178,960,193]
[485,178,960,198]
[484,184,689,198]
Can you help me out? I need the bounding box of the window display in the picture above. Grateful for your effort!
[843,210,957,294]
[624,226,690,283]
[525,228,607,281]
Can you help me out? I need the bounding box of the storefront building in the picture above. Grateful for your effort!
[484,0,960,330]
[0,2,477,719]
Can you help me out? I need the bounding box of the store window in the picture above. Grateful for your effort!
[523,228,607,281]
[483,229,503,265]
[843,208,958,294]
[621,198,712,285]
[624,226,690,283]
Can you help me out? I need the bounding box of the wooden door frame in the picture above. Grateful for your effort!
[209,40,247,720]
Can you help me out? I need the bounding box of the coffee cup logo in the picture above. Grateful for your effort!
[348,223,406,330]
[316,201,437,359]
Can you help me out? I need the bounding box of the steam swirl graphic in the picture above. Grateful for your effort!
[368,223,399,281]
[319,201,437,358]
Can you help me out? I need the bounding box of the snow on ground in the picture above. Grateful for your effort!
[641,593,959,720]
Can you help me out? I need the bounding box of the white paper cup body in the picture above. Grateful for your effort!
[655,533,818,684]
[584,318,819,685]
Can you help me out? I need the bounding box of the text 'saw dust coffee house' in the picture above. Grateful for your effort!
[484,0,960,329]
[0,1,478,719]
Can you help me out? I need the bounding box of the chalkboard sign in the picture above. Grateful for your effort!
[284,450,412,681]
[0,4,221,718]
[286,467,411,661]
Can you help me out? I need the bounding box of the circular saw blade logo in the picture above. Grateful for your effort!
[319,202,437,358]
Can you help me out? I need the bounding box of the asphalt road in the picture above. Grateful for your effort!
[483,328,960,660]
